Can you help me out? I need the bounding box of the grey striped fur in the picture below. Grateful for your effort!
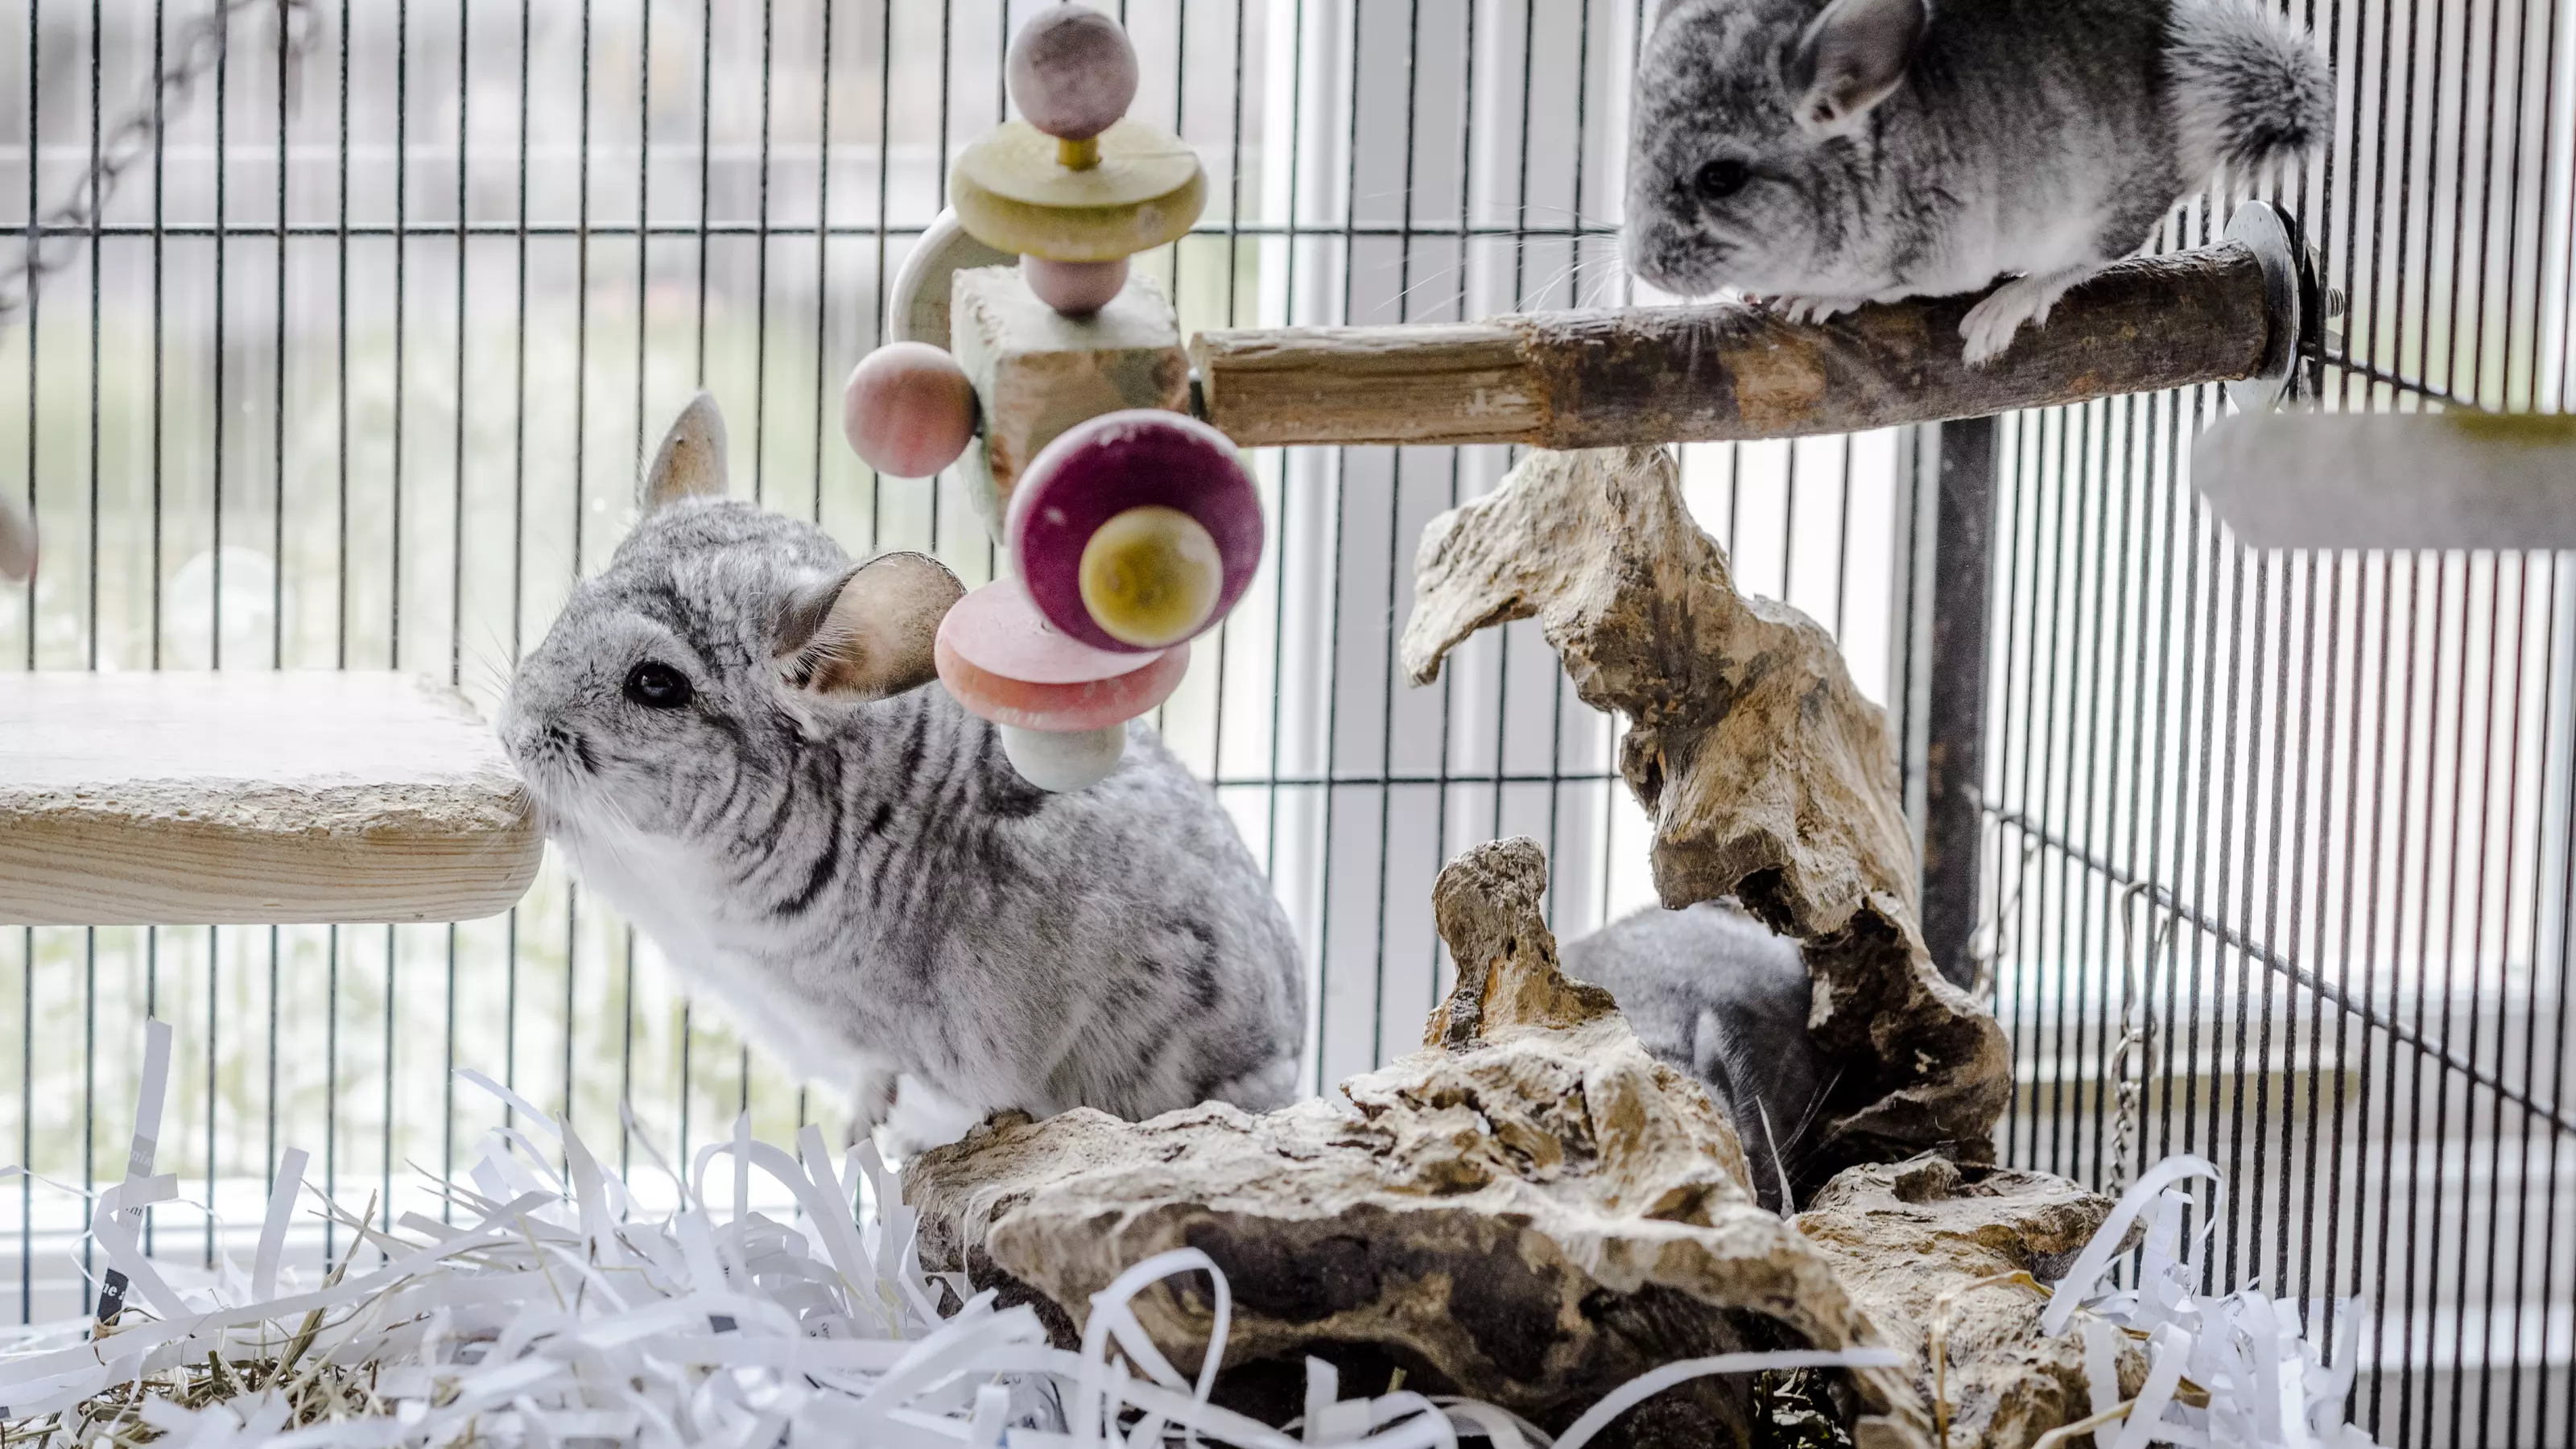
[1625,0,2330,360]
[498,400,1304,1144]
[1560,902,1831,1214]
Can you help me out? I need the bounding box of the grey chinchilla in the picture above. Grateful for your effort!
[498,394,1305,1151]
[1625,0,2332,362]
[1560,901,1832,1213]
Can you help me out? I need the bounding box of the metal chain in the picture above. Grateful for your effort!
[2,0,316,582]
[1,0,319,329]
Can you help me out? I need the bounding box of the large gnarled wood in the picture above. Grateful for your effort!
[1193,244,2272,448]
[908,839,1934,1449]
[1402,446,2011,1183]
[1794,1156,2143,1449]
[0,672,541,926]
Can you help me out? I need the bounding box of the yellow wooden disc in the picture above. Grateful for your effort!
[952,118,1207,262]
[1079,506,1222,648]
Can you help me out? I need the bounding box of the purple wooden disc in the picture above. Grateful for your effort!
[1006,409,1263,654]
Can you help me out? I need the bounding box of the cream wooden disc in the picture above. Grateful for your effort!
[952,118,1206,262]
[957,118,1198,206]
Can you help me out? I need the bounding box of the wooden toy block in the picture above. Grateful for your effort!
[949,263,1190,539]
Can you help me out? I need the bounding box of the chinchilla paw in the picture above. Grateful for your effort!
[1765,294,1865,325]
[1959,266,2096,368]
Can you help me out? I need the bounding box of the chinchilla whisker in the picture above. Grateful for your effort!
[1757,1099,1795,1209]
[1513,257,1582,311]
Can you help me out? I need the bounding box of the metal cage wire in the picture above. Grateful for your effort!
[0,3,2568,1447]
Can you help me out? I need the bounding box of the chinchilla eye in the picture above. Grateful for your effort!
[1692,158,1751,203]
[623,660,695,709]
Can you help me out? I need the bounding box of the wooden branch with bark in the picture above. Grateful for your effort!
[1191,244,2273,448]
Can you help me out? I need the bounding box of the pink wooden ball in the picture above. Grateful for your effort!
[841,342,977,478]
[1022,256,1128,315]
[1006,6,1137,142]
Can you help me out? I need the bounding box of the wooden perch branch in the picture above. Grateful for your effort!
[1192,242,2273,448]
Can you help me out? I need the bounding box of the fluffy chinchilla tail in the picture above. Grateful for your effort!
[2166,0,2334,192]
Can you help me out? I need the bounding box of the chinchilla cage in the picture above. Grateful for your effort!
[1,1,2570,1446]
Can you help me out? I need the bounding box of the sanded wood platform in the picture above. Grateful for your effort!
[1,671,543,925]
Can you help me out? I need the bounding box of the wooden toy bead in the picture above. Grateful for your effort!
[841,341,978,478]
[1007,5,1137,148]
[935,581,1188,734]
[1022,255,1129,315]
[886,208,1015,351]
[938,576,1162,685]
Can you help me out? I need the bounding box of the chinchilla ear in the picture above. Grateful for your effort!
[774,551,964,700]
[640,391,729,514]
[1788,0,1926,136]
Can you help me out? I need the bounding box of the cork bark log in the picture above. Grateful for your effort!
[1192,245,2271,449]
[1794,1156,2146,1449]
[1400,445,2010,1184]
[907,838,1936,1449]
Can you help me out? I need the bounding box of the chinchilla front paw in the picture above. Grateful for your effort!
[1959,266,2097,367]
[1760,294,1868,325]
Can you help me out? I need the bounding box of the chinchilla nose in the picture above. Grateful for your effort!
[492,686,546,763]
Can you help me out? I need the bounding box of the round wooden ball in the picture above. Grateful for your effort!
[1022,255,1128,314]
[841,342,977,478]
[1007,6,1137,142]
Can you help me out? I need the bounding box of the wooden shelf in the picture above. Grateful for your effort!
[2,671,542,926]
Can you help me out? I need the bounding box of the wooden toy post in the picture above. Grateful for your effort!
[844,6,1258,795]
[841,3,2310,799]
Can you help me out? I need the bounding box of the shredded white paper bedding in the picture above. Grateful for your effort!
[3,1026,2377,1447]
[2033,1155,2382,1449]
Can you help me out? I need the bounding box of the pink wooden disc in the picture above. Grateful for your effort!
[936,580,1187,731]
[936,577,1166,683]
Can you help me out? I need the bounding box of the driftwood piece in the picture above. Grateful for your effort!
[908,839,1935,1449]
[1191,244,2271,449]
[1400,446,2009,1182]
[1794,1157,2145,1449]
[0,671,541,925]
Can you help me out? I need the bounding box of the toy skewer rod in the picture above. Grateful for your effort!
[1192,240,2281,450]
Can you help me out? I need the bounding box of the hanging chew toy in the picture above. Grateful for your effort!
[842,4,1258,795]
